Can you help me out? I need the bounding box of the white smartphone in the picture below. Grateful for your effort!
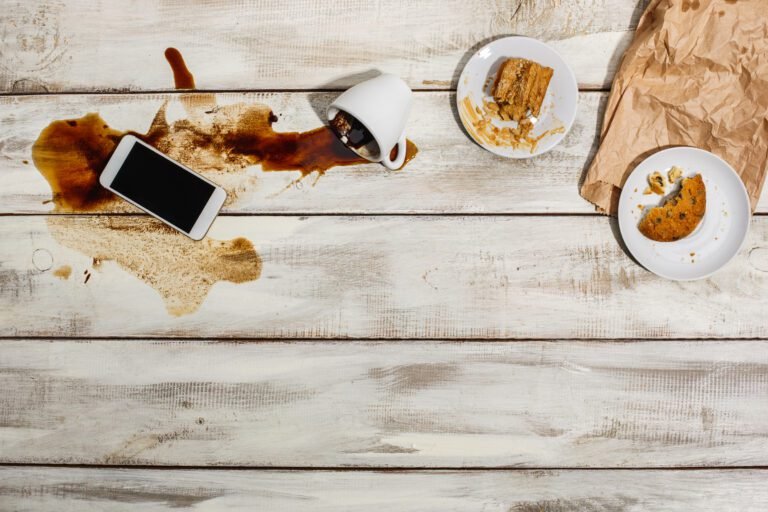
[100,135,227,240]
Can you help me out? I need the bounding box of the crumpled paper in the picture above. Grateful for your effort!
[581,0,768,214]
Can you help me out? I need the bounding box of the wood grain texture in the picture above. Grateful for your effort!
[3,92,768,215]
[1,468,768,512]
[2,339,768,466]
[0,0,648,93]
[3,215,768,339]
[2,91,606,214]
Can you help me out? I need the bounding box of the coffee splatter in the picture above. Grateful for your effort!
[47,216,261,316]
[390,140,419,168]
[30,47,416,315]
[30,105,266,315]
[52,265,71,279]
[32,113,125,212]
[31,100,419,212]
[164,47,195,89]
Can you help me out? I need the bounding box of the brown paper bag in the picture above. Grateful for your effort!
[581,0,768,214]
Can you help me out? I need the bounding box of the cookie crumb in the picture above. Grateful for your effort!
[647,171,666,195]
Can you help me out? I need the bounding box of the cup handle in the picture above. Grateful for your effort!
[381,133,407,170]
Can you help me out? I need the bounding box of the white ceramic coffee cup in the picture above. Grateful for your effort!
[327,74,413,170]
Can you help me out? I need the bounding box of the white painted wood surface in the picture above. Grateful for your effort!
[2,467,767,511]
[5,92,767,214]
[1,92,609,214]
[3,216,768,339]
[0,0,647,93]
[2,339,768,467]
[1,1,766,507]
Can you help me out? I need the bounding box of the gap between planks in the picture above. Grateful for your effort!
[2,337,768,342]
[0,85,612,97]
[1,213,767,217]
[1,463,767,472]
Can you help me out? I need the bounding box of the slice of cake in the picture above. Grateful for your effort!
[638,174,706,242]
[492,58,554,122]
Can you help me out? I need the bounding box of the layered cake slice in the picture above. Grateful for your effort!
[492,58,554,122]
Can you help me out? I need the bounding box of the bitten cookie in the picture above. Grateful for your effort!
[638,174,706,242]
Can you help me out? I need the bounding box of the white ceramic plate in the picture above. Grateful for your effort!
[618,147,751,281]
[456,36,578,158]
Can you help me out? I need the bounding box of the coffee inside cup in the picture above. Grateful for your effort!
[330,110,380,160]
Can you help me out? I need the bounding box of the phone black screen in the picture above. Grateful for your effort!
[110,142,215,232]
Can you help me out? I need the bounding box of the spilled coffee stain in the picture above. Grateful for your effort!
[162,47,215,114]
[31,48,417,315]
[31,110,266,314]
[391,140,419,168]
[164,47,195,89]
[32,86,419,213]
[52,265,71,280]
[32,114,125,212]
[47,217,261,316]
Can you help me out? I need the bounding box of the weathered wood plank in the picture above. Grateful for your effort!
[1,339,767,466]
[0,0,648,93]
[1,467,768,511]
[1,91,606,214]
[3,92,768,214]
[2,215,768,338]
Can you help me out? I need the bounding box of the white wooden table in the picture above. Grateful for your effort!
[2,1,768,510]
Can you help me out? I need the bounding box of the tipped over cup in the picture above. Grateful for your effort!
[327,73,413,170]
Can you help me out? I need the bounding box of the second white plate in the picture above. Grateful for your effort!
[618,147,751,281]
